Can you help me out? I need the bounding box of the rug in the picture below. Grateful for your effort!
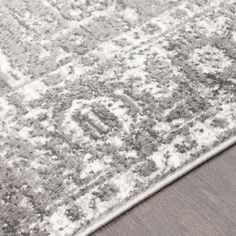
[0,0,236,235]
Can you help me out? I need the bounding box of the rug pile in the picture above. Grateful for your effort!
[0,0,235,235]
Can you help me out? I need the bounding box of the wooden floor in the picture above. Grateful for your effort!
[93,144,236,236]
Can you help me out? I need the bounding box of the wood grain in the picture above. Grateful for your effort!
[93,145,236,236]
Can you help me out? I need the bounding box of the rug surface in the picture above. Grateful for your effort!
[0,0,236,235]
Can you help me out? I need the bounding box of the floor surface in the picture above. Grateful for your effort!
[93,144,236,236]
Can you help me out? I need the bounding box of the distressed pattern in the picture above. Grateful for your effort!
[0,0,236,235]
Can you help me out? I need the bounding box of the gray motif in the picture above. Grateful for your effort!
[0,0,236,235]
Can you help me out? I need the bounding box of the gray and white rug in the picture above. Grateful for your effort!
[0,0,236,235]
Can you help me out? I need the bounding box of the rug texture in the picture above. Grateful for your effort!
[0,0,236,235]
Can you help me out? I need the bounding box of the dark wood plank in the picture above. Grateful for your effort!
[93,145,236,236]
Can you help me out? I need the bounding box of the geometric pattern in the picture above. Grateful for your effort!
[0,0,235,235]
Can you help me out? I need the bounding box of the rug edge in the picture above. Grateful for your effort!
[79,136,236,236]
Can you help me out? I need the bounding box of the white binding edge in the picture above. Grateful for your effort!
[78,136,236,236]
